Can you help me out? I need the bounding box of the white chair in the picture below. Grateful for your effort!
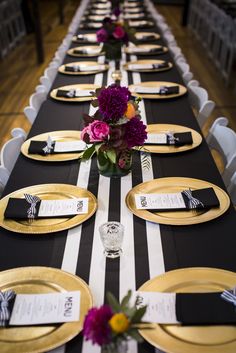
[206,117,236,188]
[187,82,215,129]
[0,127,26,177]
[228,171,236,205]
[176,60,194,84]
[24,91,47,125]
[39,67,57,91]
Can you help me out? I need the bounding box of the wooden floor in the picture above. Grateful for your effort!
[0,3,235,151]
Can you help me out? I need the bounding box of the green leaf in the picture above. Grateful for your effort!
[127,329,143,343]
[106,292,121,313]
[97,150,108,166]
[95,143,102,153]
[120,290,132,310]
[130,306,147,323]
[106,149,116,164]
[82,145,95,160]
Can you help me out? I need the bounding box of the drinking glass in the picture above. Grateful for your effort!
[99,222,124,258]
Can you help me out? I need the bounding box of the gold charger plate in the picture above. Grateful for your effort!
[125,177,230,225]
[67,46,104,57]
[137,124,202,153]
[21,130,84,162]
[135,32,161,41]
[50,83,100,103]
[124,44,167,55]
[72,34,97,43]
[58,61,109,75]
[138,267,236,353]
[0,184,97,234]
[0,266,92,353]
[123,60,172,73]
[129,81,187,99]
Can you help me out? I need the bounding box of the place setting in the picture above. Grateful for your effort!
[67,45,104,57]
[129,81,187,99]
[123,59,172,73]
[127,19,155,28]
[137,267,236,353]
[124,44,168,55]
[21,131,87,162]
[79,21,103,29]
[0,266,92,353]
[135,31,160,42]
[58,61,109,75]
[72,33,97,44]
[50,83,100,102]
[135,123,202,154]
[0,183,97,234]
[125,176,230,225]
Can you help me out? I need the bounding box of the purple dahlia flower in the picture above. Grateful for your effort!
[125,117,147,148]
[83,305,113,346]
[98,84,131,122]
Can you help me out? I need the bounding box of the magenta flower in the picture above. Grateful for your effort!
[96,28,108,43]
[83,305,113,346]
[113,26,125,40]
[98,84,131,122]
[81,120,110,142]
[125,117,147,148]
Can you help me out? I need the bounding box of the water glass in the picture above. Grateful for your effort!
[99,222,124,258]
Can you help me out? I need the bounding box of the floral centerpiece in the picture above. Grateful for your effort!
[81,84,147,177]
[82,290,150,353]
[96,17,135,61]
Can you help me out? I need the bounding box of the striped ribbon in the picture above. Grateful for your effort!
[24,193,41,219]
[42,136,54,155]
[182,189,204,209]
[0,290,15,327]
[221,287,236,307]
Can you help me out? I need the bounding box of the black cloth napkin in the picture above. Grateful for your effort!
[147,187,220,212]
[138,34,157,41]
[28,140,85,155]
[159,86,179,95]
[56,89,75,98]
[4,198,42,219]
[145,132,193,147]
[152,62,170,69]
[64,66,80,72]
[176,292,236,325]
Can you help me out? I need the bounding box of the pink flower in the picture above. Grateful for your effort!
[113,26,125,39]
[96,28,108,43]
[81,120,110,142]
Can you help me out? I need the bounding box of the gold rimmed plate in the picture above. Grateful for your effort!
[21,130,84,162]
[135,32,161,41]
[123,60,172,73]
[67,46,104,58]
[137,124,202,153]
[58,61,109,75]
[124,44,168,55]
[50,83,100,103]
[138,267,236,353]
[125,177,230,225]
[0,266,92,353]
[129,81,187,99]
[0,184,97,234]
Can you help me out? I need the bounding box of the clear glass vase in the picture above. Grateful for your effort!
[103,41,122,62]
[97,150,132,178]
[102,341,128,353]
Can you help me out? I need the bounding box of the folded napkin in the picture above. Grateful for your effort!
[28,138,87,155]
[73,47,101,55]
[145,131,193,146]
[124,13,145,19]
[0,290,16,327]
[128,62,169,70]
[80,22,102,29]
[129,20,153,27]
[76,34,97,43]
[133,85,179,95]
[135,187,220,212]
[65,64,105,72]
[56,89,93,98]
[176,291,236,325]
[136,34,157,41]
[4,194,88,219]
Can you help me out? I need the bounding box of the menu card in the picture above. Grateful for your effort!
[76,34,97,42]
[56,89,93,98]
[128,63,169,70]
[65,64,106,72]
[9,291,81,326]
[4,197,89,219]
[74,47,101,55]
[135,187,220,211]
[145,132,193,146]
[132,85,179,95]
[28,139,87,155]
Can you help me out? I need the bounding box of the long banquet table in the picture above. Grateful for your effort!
[1,0,236,352]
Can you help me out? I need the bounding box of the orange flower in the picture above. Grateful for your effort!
[109,313,130,333]
[125,102,136,120]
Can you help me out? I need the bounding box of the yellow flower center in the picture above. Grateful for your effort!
[109,313,130,333]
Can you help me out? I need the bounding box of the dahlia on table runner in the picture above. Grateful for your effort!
[81,84,147,177]
[82,290,150,352]
[96,17,135,60]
